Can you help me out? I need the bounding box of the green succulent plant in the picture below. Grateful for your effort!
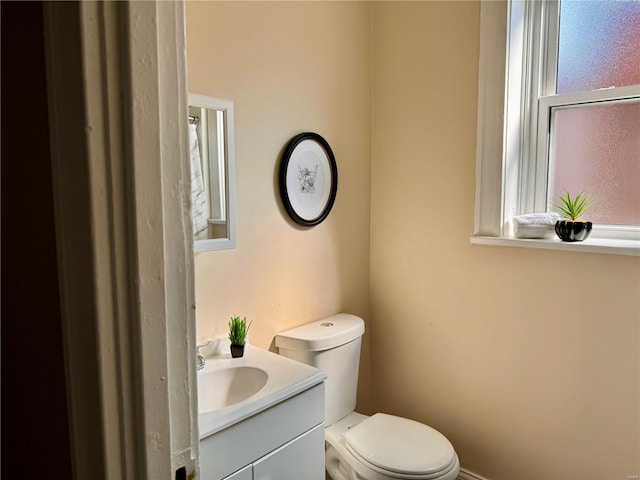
[552,190,590,221]
[228,316,252,346]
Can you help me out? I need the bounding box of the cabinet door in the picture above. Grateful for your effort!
[222,464,252,480]
[253,424,325,480]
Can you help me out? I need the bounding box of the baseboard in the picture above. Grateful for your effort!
[458,467,490,480]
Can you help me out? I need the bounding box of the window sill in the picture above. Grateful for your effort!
[470,235,640,256]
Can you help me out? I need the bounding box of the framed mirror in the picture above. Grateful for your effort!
[188,93,236,251]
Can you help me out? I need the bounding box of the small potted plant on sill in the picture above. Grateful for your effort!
[553,190,592,242]
[228,315,252,358]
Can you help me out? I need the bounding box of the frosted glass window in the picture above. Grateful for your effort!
[548,101,640,226]
[557,0,640,94]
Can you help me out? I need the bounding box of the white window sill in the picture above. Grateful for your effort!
[470,235,640,256]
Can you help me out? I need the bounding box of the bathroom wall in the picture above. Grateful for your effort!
[186,2,373,413]
[370,2,640,479]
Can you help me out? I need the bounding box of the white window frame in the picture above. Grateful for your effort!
[473,0,640,256]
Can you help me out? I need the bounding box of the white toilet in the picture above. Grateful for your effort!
[276,313,460,480]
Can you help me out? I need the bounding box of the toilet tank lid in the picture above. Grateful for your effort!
[276,313,365,352]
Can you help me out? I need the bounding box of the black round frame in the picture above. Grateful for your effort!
[279,132,338,227]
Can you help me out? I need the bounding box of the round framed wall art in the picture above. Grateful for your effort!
[279,132,338,227]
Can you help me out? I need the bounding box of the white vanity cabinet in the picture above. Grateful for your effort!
[201,382,325,480]
[222,423,324,480]
[252,423,324,479]
[222,465,252,480]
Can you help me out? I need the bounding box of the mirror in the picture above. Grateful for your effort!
[188,93,236,251]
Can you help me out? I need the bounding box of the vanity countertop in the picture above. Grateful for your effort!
[197,340,326,439]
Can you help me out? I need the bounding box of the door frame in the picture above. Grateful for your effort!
[44,2,198,478]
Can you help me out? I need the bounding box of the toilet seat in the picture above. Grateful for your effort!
[344,413,458,479]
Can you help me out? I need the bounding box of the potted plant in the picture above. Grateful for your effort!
[228,315,252,358]
[552,191,592,242]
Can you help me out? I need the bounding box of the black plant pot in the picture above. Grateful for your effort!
[555,220,592,242]
[230,344,245,358]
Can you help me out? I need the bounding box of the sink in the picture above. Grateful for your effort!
[198,366,268,412]
[196,338,326,438]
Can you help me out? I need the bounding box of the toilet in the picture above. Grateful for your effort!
[276,313,460,480]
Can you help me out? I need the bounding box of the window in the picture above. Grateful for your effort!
[474,0,640,254]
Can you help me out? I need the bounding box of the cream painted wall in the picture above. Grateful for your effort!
[186,1,372,412]
[370,2,640,480]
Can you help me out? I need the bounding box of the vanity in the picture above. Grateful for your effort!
[197,340,327,480]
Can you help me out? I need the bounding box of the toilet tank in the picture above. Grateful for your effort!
[276,314,365,426]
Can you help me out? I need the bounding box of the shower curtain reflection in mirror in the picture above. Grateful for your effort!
[189,120,208,240]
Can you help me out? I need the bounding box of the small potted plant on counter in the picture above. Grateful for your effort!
[228,315,252,358]
[553,190,592,242]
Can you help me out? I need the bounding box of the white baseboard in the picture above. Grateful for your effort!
[458,467,490,480]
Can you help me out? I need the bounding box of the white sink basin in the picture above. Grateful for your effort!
[198,366,268,412]
[197,338,326,438]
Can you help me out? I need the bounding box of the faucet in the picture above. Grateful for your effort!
[196,341,211,371]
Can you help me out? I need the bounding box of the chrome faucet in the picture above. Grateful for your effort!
[196,341,211,371]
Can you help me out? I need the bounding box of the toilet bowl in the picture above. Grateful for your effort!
[326,412,460,480]
[276,314,460,480]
